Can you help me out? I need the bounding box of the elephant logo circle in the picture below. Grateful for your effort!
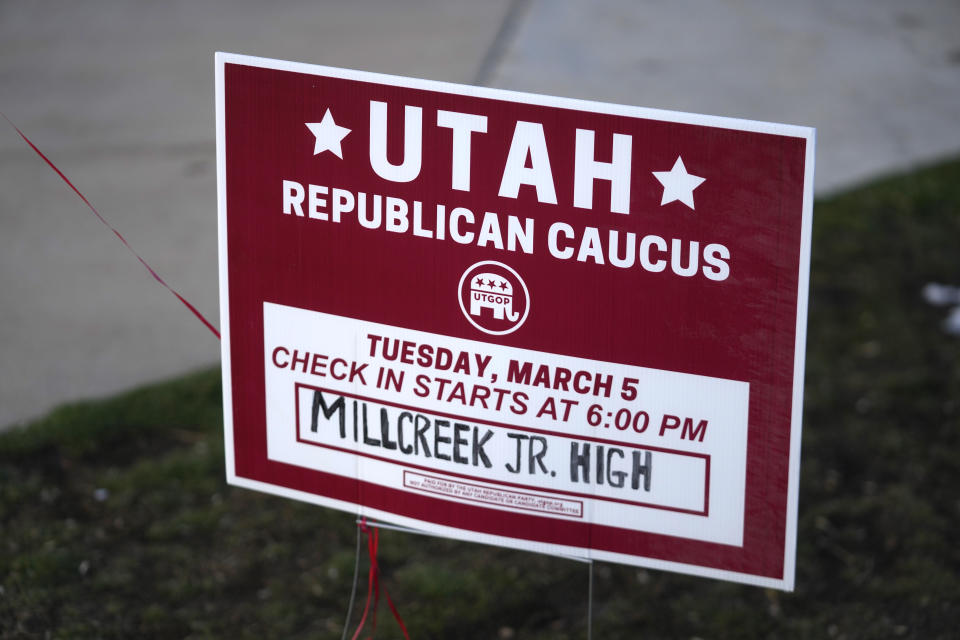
[458,261,529,335]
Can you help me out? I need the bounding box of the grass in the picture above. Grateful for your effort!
[3,158,960,638]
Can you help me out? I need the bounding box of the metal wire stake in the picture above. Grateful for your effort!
[341,524,363,640]
[587,560,594,640]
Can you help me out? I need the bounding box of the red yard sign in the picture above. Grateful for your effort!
[216,52,814,589]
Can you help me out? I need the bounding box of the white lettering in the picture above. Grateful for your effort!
[437,110,488,192]
[498,121,557,205]
[359,193,382,229]
[548,222,575,259]
[671,239,699,277]
[331,188,353,223]
[507,216,534,254]
[385,196,408,233]
[412,201,431,238]
[283,180,305,216]
[608,230,636,268]
[477,211,503,249]
[369,101,422,182]
[309,184,329,220]
[573,129,632,214]
[450,207,475,244]
[576,226,605,264]
[702,243,730,281]
[640,235,667,272]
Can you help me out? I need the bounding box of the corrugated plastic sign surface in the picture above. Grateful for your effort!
[216,52,814,590]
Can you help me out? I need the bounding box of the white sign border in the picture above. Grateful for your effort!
[215,51,815,591]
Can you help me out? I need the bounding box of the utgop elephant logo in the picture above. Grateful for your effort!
[458,261,529,335]
[470,272,520,322]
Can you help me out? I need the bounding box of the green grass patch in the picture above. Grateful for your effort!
[3,160,960,638]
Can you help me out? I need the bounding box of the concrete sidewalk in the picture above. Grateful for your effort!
[1,0,959,428]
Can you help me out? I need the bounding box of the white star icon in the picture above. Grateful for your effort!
[653,156,706,210]
[305,109,351,158]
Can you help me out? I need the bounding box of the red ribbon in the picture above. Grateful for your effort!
[350,518,410,640]
[1,111,221,340]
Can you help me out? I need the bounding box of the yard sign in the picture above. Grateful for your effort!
[216,52,814,590]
